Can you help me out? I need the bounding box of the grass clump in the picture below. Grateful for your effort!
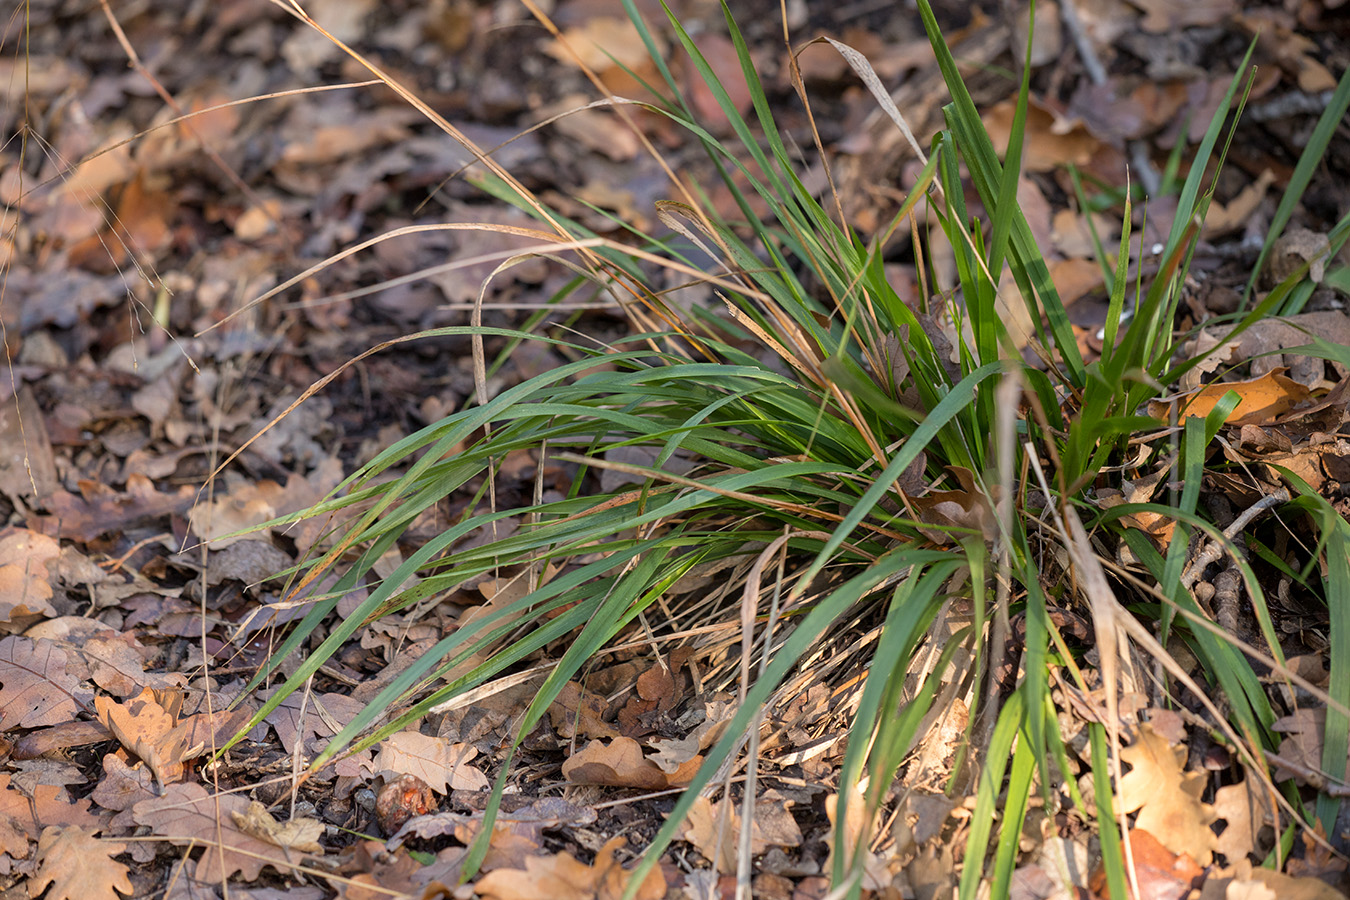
[229,1,1350,895]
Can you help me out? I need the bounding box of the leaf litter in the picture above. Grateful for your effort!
[1,0,1350,897]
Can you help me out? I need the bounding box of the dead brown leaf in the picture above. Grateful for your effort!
[680,793,803,873]
[94,688,194,785]
[1089,828,1203,900]
[542,17,664,95]
[89,755,156,831]
[42,475,195,543]
[823,784,892,893]
[1270,707,1340,784]
[1128,0,1236,32]
[230,800,324,853]
[1151,369,1314,427]
[133,782,320,880]
[1182,311,1350,390]
[474,835,666,900]
[982,99,1102,172]
[0,773,101,856]
[1212,775,1276,864]
[29,825,131,900]
[1202,169,1276,238]
[562,737,700,790]
[0,529,60,630]
[549,681,618,741]
[1203,858,1347,900]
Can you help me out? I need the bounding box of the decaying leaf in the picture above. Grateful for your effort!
[549,681,619,740]
[42,476,196,543]
[29,826,131,900]
[376,773,437,837]
[1117,724,1217,865]
[680,793,802,873]
[1180,311,1350,390]
[474,835,665,900]
[1089,829,1204,900]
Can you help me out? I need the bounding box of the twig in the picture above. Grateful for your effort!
[1181,488,1290,590]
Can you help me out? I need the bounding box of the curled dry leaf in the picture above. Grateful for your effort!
[562,736,700,790]
[474,835,666,900]
[30,826,132,900]
[94,688,194,786]
[231,800,324,853]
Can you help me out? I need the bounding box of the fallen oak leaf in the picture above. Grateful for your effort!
[41,475,195,543]
[549,681,619,740]
[680,793,803,873]
[474,835,665,900]
[373,731,489,794]
[30,825,132,900]
[1117,724,1217,865]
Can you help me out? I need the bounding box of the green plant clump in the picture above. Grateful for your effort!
[227,1,1350,896]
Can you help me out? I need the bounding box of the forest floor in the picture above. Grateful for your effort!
[3,0,1350,898]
